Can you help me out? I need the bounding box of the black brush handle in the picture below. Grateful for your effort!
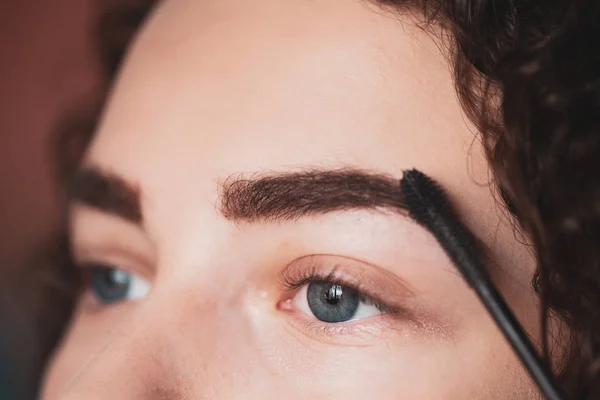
[475,280,565,400]
[401,169,567,400]
[430,213,566,400]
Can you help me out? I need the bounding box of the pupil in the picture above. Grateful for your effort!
[325,284,343,305]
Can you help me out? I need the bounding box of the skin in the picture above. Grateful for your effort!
[42,0,544,398]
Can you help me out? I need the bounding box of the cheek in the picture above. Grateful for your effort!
[40,325,82,400]
[40,304,133,399]
[39,293,536,399]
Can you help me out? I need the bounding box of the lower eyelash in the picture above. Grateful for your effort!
[286,309,400,345]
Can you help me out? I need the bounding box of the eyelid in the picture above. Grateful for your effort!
[73,249,154,284]
[70,205,155,272]
[279,254,417,316]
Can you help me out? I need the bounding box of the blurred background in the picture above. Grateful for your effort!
[0,1,137,398]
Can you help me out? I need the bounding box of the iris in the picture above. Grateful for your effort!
[307,281,360,323]
[90,267,132,304]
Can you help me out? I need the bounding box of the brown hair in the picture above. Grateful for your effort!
[36,0,600,397]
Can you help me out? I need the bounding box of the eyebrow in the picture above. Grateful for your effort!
[69,167,143,224]
[68,167,407,225]
[220,169,407,222]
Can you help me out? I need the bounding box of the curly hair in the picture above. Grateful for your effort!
[409,1,600,396]
[382,1,600,396]
[38,0,600,397]
[499,7,600,396]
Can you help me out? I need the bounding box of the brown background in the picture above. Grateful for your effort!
[0,1,102,398]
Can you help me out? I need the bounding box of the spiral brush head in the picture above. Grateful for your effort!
[400,169,453,228]
[400,169,488,287]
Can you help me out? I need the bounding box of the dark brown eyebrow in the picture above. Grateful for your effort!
[68,167,407,226]
[220,169,406,222]
[68,167,143,224]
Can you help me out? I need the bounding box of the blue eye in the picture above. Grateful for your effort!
[307,282,360,323]
[88,266,150,305]
[295,281,383,323]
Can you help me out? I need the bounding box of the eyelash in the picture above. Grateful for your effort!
[279,263,398,316]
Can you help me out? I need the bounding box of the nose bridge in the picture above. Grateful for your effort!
[58,287,257,399]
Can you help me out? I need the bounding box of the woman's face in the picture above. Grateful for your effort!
[42,0,542,398]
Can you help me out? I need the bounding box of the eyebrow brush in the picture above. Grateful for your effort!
[399,169,566,400]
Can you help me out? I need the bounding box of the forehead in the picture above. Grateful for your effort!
[83,0,528,279]
[89,0,467,173]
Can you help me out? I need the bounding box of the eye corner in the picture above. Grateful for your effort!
[276,298,295,312]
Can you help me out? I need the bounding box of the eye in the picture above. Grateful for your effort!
[294,280,383,323]
[85,265,151,305]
